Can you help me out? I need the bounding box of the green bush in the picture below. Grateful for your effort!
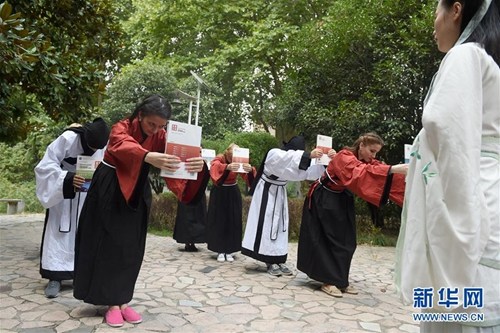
[202,131,279,170]
[0,178,43,213]
[148,191,178,234]
[0,115,76,214]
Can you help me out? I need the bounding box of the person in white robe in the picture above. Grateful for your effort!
[241,136,324,276]
[395,0,500,331]
[35,118,109,298]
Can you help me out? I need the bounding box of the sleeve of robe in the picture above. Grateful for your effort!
[243,166,257,187]
[164,165,209,204]
[209,156,230,185]
[34,131,80,209]
[328,150,401,207]
[264,149,325,181]
[106,120,208,204]
[388,173,405,207]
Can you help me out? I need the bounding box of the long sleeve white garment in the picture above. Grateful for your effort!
[395,43,500,326]
[35,130,104,273]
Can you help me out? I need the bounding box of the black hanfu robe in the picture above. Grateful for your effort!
[206,155,255,254]
[173,194,208,245]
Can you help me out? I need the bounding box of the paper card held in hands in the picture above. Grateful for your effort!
[76,155,102,192]
[201,148,216,170]
[160,121,202,180]
[316,134,332,165]
[232,147,249,173]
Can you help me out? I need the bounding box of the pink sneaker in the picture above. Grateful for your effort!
[121,306,142,324]
[105,308,124,327]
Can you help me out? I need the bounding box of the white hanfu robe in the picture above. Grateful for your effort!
[242,148,325,264]
[395,43,500,330]
[35,130,104,280]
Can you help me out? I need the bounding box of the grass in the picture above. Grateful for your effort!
[148,227,173,238]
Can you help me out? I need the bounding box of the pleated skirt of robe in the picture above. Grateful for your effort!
[173,194,207,244]
[206,185,242,254]
[297,186,356,289]
[73,163,150,305]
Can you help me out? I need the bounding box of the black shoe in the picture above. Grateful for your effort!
[185,243,198,252]
[45,280,61,298]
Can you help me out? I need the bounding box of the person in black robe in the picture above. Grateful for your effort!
[173,192,208,251]
[206,143,255,262]
[73,95,208,327]
[297,133,407,298]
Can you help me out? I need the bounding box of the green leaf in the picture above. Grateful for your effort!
[0,2,13,20]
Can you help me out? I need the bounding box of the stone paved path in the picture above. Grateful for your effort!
[0,214,419,333]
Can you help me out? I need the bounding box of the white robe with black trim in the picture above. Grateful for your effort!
[242,148,325,264]
[35,130,104,278]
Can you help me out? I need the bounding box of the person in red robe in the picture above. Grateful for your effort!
[206,143,256,262]
[73,94,208,327]
[297,132,407,298]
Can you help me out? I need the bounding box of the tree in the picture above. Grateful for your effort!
[124,0,336,141]
[100,59,178,123]
[1,0,124,142]
[274,0,441,163]
[0,1,55,142]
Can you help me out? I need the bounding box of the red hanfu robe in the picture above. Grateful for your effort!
[298,149,405,288]
[206,155,255,254]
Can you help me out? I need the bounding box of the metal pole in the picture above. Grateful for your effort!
[195,84,201,126]
[188,100,193,125]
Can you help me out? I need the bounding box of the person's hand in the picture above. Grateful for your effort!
[185,156,205,173]
[242,163,252,173]
[327,149,337,158]
[145,152,180,171]
[310,148,323,159]
[226,163,240,172]
[391,164,408,175]
[73,174,86,189]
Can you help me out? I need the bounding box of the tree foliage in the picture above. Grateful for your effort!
[1,0,124,142]
[100,59,178,124]
[121,0,441,164]
[0,1,55,142]
[275,0,441,163]
[125,0,335,141]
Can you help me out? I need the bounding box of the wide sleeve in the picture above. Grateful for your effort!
[105,120,149,203]
[388,173,405,207]
[34,132,80,208]
[328,150,391,207]
[209,156,230,185]
[264,149,324,181]
[164,163,210,204]
[239,166,257,187]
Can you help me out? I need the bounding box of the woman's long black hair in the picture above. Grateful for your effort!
[128,94,172,120]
